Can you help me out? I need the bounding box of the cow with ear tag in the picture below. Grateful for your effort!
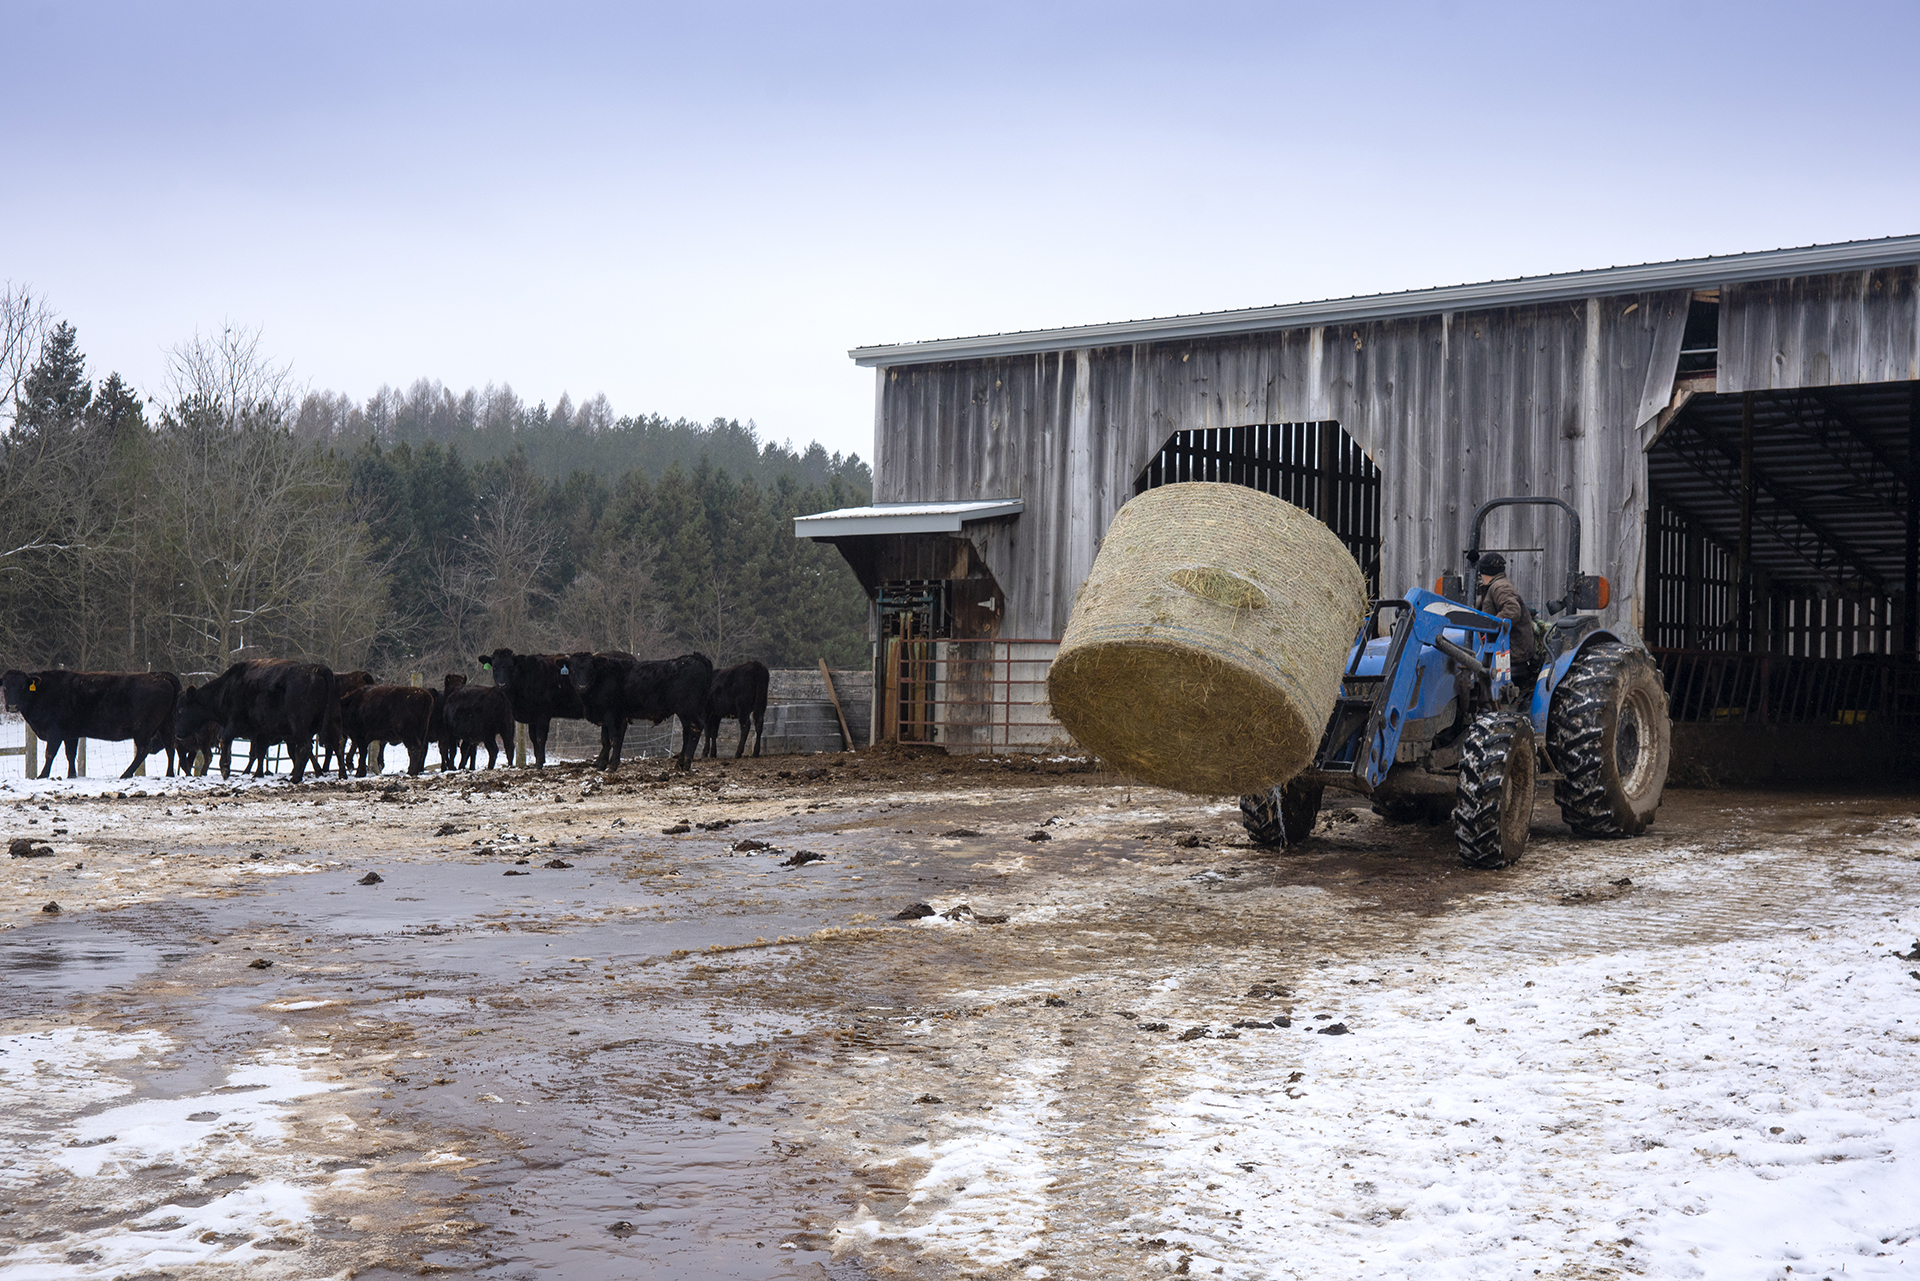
[4,668,183,779]
[475,649,584,768]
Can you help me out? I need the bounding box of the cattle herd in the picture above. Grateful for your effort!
[0,651,772,782]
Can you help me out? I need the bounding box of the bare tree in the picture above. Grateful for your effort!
[147,328,387,671]
[421,542,492,666]
[465,483,555,651]
[164,325,296,430]
[681,570,765,667]
[555,542,670,657]
[0,282,52,429]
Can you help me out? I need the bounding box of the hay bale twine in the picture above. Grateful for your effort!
[1046,482,1368,795]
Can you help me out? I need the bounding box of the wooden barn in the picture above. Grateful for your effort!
[798,236,1920,780]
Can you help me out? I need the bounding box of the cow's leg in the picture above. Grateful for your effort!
[675,715,698,771]
[736,716,750,758]
[406,735,426,776]
[752,709,764,756]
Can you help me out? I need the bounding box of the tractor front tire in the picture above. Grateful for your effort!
[1454,711,1536,870]
[1548,642,1671,838]
[1240,777,1324,849]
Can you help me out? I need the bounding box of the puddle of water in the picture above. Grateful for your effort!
[0,923,170,996]
[3,834,951,1279]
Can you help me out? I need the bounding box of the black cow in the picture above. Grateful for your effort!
[476,649,583,768]
[1,669,181,779]
[340,684,434,777]
[562,651,712,771]
[173,659,337,783]
[436,674,515,770]
[319,669,376,774]
[702,660,770,758]
[174,699,223,775]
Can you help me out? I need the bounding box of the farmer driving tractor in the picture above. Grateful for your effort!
[1474,551,1539,693]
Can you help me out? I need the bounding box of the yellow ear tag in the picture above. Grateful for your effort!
[26,682,35,692]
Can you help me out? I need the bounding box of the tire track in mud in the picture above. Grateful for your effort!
[795,791,1920,1279]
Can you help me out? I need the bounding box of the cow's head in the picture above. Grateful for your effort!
[0,670,27,711]
[174,686,220,739]
[479,649,515,687]
[558,652,594,691]
[444,673,468,693]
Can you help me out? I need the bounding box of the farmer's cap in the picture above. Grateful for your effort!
[1477,552,1507,575]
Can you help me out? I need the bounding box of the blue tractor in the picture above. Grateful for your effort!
[1239,497,1672,868]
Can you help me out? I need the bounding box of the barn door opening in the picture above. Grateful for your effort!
[1644,379,1920,781]
[1133,420,1382,594]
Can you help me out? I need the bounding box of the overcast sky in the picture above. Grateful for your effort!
[4,1,1916,463]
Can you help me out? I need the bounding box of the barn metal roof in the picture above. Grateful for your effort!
[850,234,1920,368]
[792,499,1024,539]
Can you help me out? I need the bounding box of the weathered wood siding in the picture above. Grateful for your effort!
[877,290,1692,639]
[1719,266,1920,392]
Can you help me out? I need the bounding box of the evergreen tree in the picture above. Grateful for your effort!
[15,321,91,436]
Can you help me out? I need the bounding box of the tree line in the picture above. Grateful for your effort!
[0,288,873,683]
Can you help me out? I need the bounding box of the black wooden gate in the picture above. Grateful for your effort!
[1133,420,1382,594]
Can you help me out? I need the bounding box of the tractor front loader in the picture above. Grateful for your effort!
[1241,497,1672,868]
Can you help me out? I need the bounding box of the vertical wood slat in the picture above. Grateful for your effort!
[868,276,1918,642]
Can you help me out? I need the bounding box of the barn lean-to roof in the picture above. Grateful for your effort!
[849,234,1920,368]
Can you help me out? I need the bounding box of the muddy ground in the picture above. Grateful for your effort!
[2,748,1917,1280]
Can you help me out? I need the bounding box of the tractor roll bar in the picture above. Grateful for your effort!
[1459,496,1604,616]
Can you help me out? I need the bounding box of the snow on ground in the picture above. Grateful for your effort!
[1124,913,1920,1279]
[837,1054,1068,1268]
[0,1027,366,1280]
[832,836,1920,1279]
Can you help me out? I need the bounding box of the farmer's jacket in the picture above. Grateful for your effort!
[1476,573,1537,664]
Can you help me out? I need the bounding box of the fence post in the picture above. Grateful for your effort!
[410,672,423,688]
[516,725,527,768]
[25,726,36,778]
[76,738,86,777]
[883,638,901,743]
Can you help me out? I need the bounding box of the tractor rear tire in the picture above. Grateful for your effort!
[1548,642,1670,838]
[1240,777,1324,849]
[1454,711,1536,869]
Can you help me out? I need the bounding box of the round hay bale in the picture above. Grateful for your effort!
[1046,482,1368,795]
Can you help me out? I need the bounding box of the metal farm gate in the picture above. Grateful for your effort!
[1133,420,1382,595]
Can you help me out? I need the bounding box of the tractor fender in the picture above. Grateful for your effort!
[1530,626,1625,733]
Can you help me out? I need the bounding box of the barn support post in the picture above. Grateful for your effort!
[1738,391,1755,650]
[1906,381,1919,657]
[76,738,85,777]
